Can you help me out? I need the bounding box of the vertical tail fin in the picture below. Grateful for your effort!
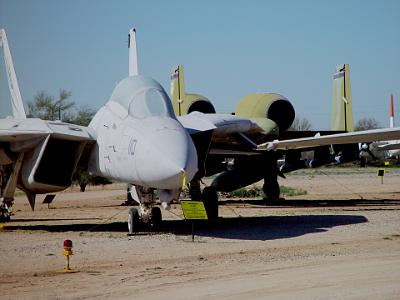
[390,94,394,128]
[0,29,26,118]
[331,64,353,131]
[170,65,185,116]
[128,27,138,76]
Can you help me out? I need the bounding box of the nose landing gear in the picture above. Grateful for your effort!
[126,185,163,234]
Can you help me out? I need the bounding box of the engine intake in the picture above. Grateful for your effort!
[20,136,86,193]
[235,93,295,132]
[175,93,216,116]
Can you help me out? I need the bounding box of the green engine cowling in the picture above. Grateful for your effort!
[235,93,295,133]
[174,93,216,116]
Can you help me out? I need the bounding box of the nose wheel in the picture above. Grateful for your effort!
[127,206,163,234]
[149,206,162,228]
[126,186,164,234]
[128,208,140,235]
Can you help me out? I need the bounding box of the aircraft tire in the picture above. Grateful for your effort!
[0,210,10,222]
[263,179,280,202]
[360,157,366,168]
[127,191,134,202]
[202,186,218,222]
[128,207,140,234]
[150,206,162,229]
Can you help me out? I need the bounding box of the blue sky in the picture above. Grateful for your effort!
[1,0,399,129]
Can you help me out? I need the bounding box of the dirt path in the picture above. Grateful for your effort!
[0,169,399,299]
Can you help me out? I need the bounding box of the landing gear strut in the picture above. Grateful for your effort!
[189,179,219,222]
[0,168,11,222]
[263,153,281,202]
[128,207,140,235]
[0,153,25,222]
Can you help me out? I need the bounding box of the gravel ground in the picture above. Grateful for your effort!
[0,168,399,299]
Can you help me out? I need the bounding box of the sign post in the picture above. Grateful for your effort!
[180,201,208,242]
[377,169,385,184]
[42,194,56,209]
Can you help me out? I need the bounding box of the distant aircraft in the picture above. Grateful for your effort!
[381,94,400,158]
[168,62,400,210]
[1,28,400,230]
[360,94,400,163]
[169,64,287,206]
[257,65,400,155]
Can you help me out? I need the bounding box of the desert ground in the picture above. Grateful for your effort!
[1,167,400,299]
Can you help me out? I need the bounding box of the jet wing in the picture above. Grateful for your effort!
[259,127,400,151]
[178,112,269,155]
[177,112,217,134]
[208,148,260,156]
[0,118,50,142]
[178,111,262,136]
[0,118,94,151]
[377,142,400,151]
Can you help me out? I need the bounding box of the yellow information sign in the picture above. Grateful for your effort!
[181,201,208,220]
[377,169,385,177]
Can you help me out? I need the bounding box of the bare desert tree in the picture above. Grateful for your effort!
[289,117,313,131]
[354,117,380,131]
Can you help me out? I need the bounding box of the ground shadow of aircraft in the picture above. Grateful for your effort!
[4,214,367,241]
[221,198,400,207]
[7,217,102,223]
[191,215,367,240]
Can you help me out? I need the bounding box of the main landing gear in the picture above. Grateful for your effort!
[0,201,11,222]
[202,186,218,221]
[189,179,219,222]
[263,153,281,203]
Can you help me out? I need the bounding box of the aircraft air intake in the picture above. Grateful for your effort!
[266,99,295,131]
[20,136,88,193]
[235,93,295,132]
[187,99,216,114]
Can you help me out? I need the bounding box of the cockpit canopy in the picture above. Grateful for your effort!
[109,76,175,119]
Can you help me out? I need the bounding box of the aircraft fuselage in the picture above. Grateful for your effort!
[88,75,198,191]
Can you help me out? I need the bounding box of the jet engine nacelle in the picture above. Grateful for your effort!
[174,93,216,116]
[19,135,86,194]
[235,93,295,132]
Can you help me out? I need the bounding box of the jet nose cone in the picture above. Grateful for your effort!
[135,119,197,189]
